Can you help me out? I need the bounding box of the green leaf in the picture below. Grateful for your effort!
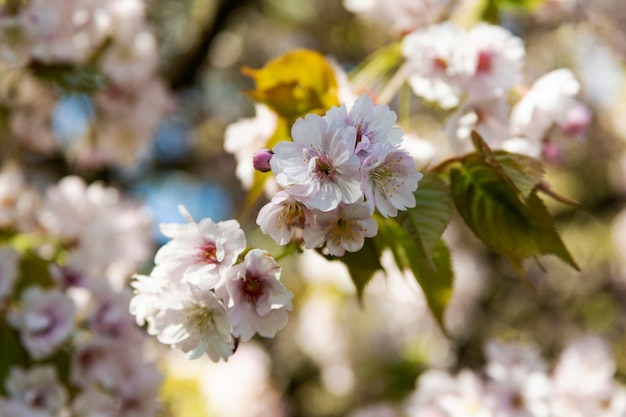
[494,151,544,198]
[376,217,454,332]
[450,156,579,282]
[471,132,526,205]
[396,173,453,263]
[335,238,384,301]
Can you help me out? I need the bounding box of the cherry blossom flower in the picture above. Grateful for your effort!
[99,29,158,88]
[271,114,362,212]
[155,206,246,290]
[129,267,171,332]
[360,143,422,217]
[3,366,67,416]
[8,286,75,360]
[39,176,152,290]
[550,336,625,417]
[510,68,584,154]
[256,190,310,245]
[343,0,448,35]
[71,388,118,417]
[218,249,293,341]
[461,23,525,101]
[303,202,378,256]
[484,341,550,417]
[325,93,403,157]
[402,22,466,109]
[445,97,511,155]
[151,281,234,361]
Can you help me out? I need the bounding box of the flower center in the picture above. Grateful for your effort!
[476,50,493,74]
[329,216,357,243]
[314,156,334,179]
[278,202,306,229]
[240,272,265,303]
[433,57,448,72]
[198,240,219,264]
[372,157,402,198]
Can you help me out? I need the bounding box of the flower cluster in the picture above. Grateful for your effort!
[130,206,293,362]
[0,0,170,168]
[256,93,423,256]
[0,168,161,417]
[403,336,626,417]
[346,336,626,417]
[400,22,591,160]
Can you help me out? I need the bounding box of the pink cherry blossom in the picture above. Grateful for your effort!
[218,249,293,341]
[325,93,403,156]
[8,286,75,360]
[4,366,67,415]
[155,206,246,290]
[271,113,362,212]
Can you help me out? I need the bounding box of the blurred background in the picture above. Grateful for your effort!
[5,0,626,415]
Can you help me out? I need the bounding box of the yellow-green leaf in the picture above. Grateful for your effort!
[242,49,340,118]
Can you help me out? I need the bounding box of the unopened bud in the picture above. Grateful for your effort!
[253,148,273,172]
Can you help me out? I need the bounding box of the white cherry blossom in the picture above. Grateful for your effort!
[402,22,467,109]
[360,143,422,217]
[304,202,378,256]
[510,68,583,149]
[256,190,310,245]
[461,23,525,101]
[152,281,234,361]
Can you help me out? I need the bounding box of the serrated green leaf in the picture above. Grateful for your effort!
[450,156,579,280]
[335,238,384,301]
[376,217,454,332]
[396,173,453,263]
[471,132,527,205]
[494,151,544,197]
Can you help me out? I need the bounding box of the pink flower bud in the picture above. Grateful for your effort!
[252,148,273,172]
